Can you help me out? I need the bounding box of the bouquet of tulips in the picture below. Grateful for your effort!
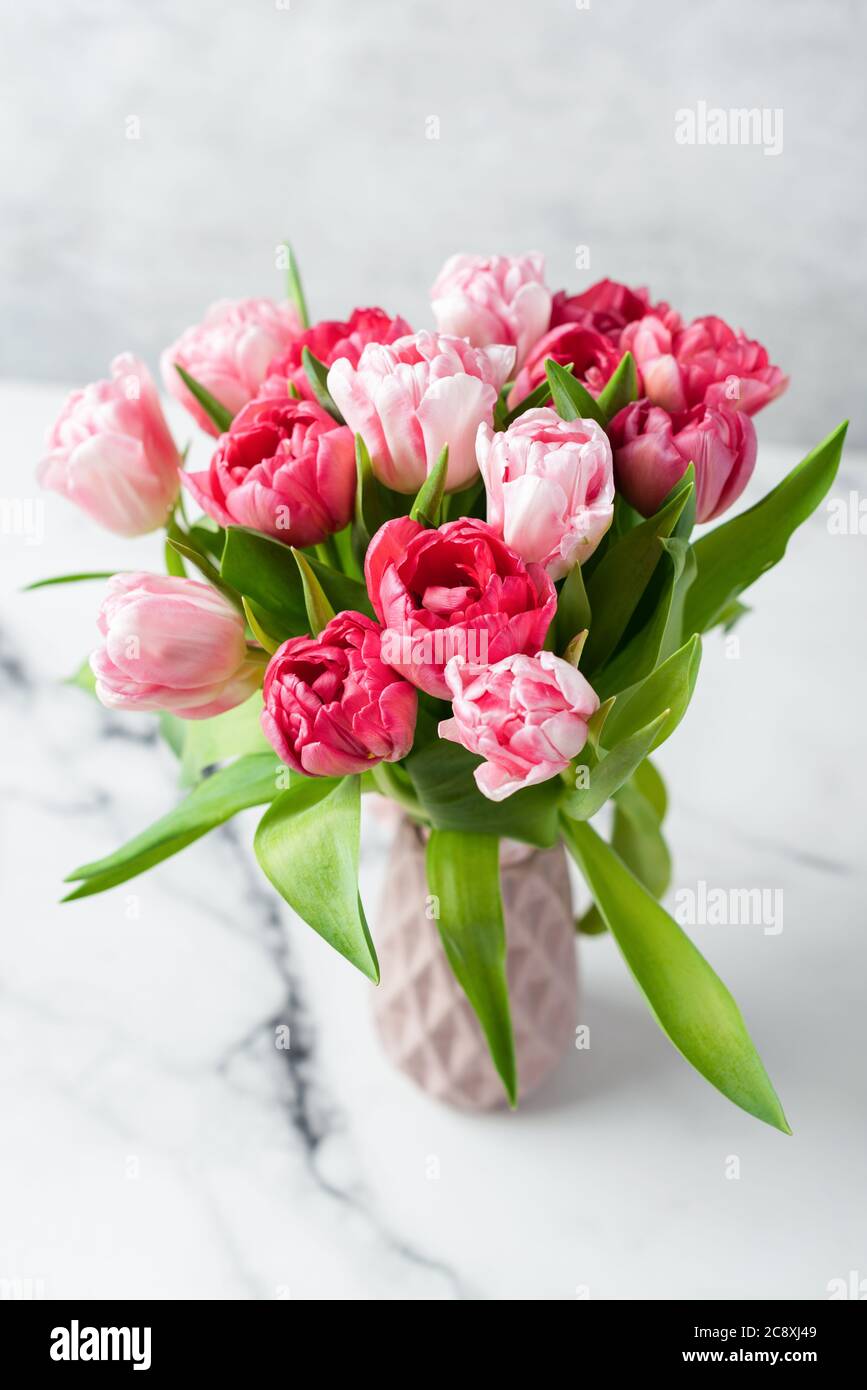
[35,248,847,1127]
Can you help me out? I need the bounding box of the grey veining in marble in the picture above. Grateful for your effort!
[1,0,864,444]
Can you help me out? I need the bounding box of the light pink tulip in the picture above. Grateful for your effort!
[327,331,515,493]
[609,399,757,523]
[430,253,552,370]
[37,355,180,537]
[161,298,301,435]
[261,611,418,776]
[439,651,599,802]
[477,408,614,579]
[91,573,262,719]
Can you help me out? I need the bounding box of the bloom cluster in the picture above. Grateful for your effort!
[37,250,787,802]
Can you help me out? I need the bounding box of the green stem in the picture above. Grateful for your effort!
[369,763,429,824]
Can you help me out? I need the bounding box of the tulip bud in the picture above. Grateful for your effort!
[37,355,180,537]
[91,573,262,719]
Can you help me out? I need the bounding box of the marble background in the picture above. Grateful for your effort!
[1,0,865,444]
[1,383,865,1300]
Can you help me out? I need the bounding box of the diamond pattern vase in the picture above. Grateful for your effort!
[372,818,579,1110]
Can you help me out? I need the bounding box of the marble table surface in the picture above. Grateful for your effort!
[1,381,864,1301]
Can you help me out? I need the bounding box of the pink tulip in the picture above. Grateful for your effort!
[37,355,180,537]
[609,399,757,523]
[621,312,788,417]
[430,252,552,370]
[477,408,614,579]
[161,298,302,435]
[509,322,621,409]
[439,651,599,802]
[91,573,262,719]
[365,515,556,699]
[261,307,412,401]
[327,330,515,493]
[261,611,418,776]
[182,394,355,546]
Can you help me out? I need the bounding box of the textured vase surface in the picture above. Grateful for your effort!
[372,819,579,1110]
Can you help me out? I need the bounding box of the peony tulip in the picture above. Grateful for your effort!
[365,515,556,699]
[327,331,515,494]
[161,298,301,435]
[37,355,181,537]
[261,611,417,776]
[430,252,551,370]
[550,278,658,338]
[477,408,614,579]
[509,322,621,409]
[261,307,411,402]
[621,312,788,417]
[439,651,599,801]
[91,573,263,719]
[182,394,355,545]
[609,399,757,523]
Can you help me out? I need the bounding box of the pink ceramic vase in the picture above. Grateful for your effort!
[372,819,579,1109]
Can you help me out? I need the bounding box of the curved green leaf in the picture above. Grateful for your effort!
[545,359,606,427]
[561,818,790,1132]
[597,351,638,422]
[254,775,378,982]
[23,571,117,591]
[173,364,233,433]
[292,549,335,635]
[684,421,848,635]
[561,711,669,821]
[63,754,280,900]
[426,830,517,1105]
[410,445,448,526]
[601,634,701,752]
[302,347,345,423]
[282,240,309,329]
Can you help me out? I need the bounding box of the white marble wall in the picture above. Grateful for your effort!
[1,0,863,443]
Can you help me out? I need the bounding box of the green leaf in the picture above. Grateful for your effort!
[158,712,186,758]
[443,476,485,521]
[601,634,701,753]
[63,754,280,900]
[254,775,378,982]
[242,597,282,654]
[354,433,386,550]
[164,537,187,577]
[166,531,239,605]
[592,534,690,701]
[555,561,592,652]
[597,351,638,422]
[426,830,517,1105]
[561,711,669,821]
[404,739,560,847]
[173,364,233,433]
[306,554,375,621]
[583,477,692,674]
[503,377,553,426]
[545,358,606,428]
[410,445,448,526]
[23,571,116,591]
[292,549,335,635]
[610,779,672,900]
[301,347,345,424]
[283,241,309,329]
[221,527,308,633]
[684,421,848,635]
[178,691,272,785]
[560,818,791,1133]
[188,517,226,561]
